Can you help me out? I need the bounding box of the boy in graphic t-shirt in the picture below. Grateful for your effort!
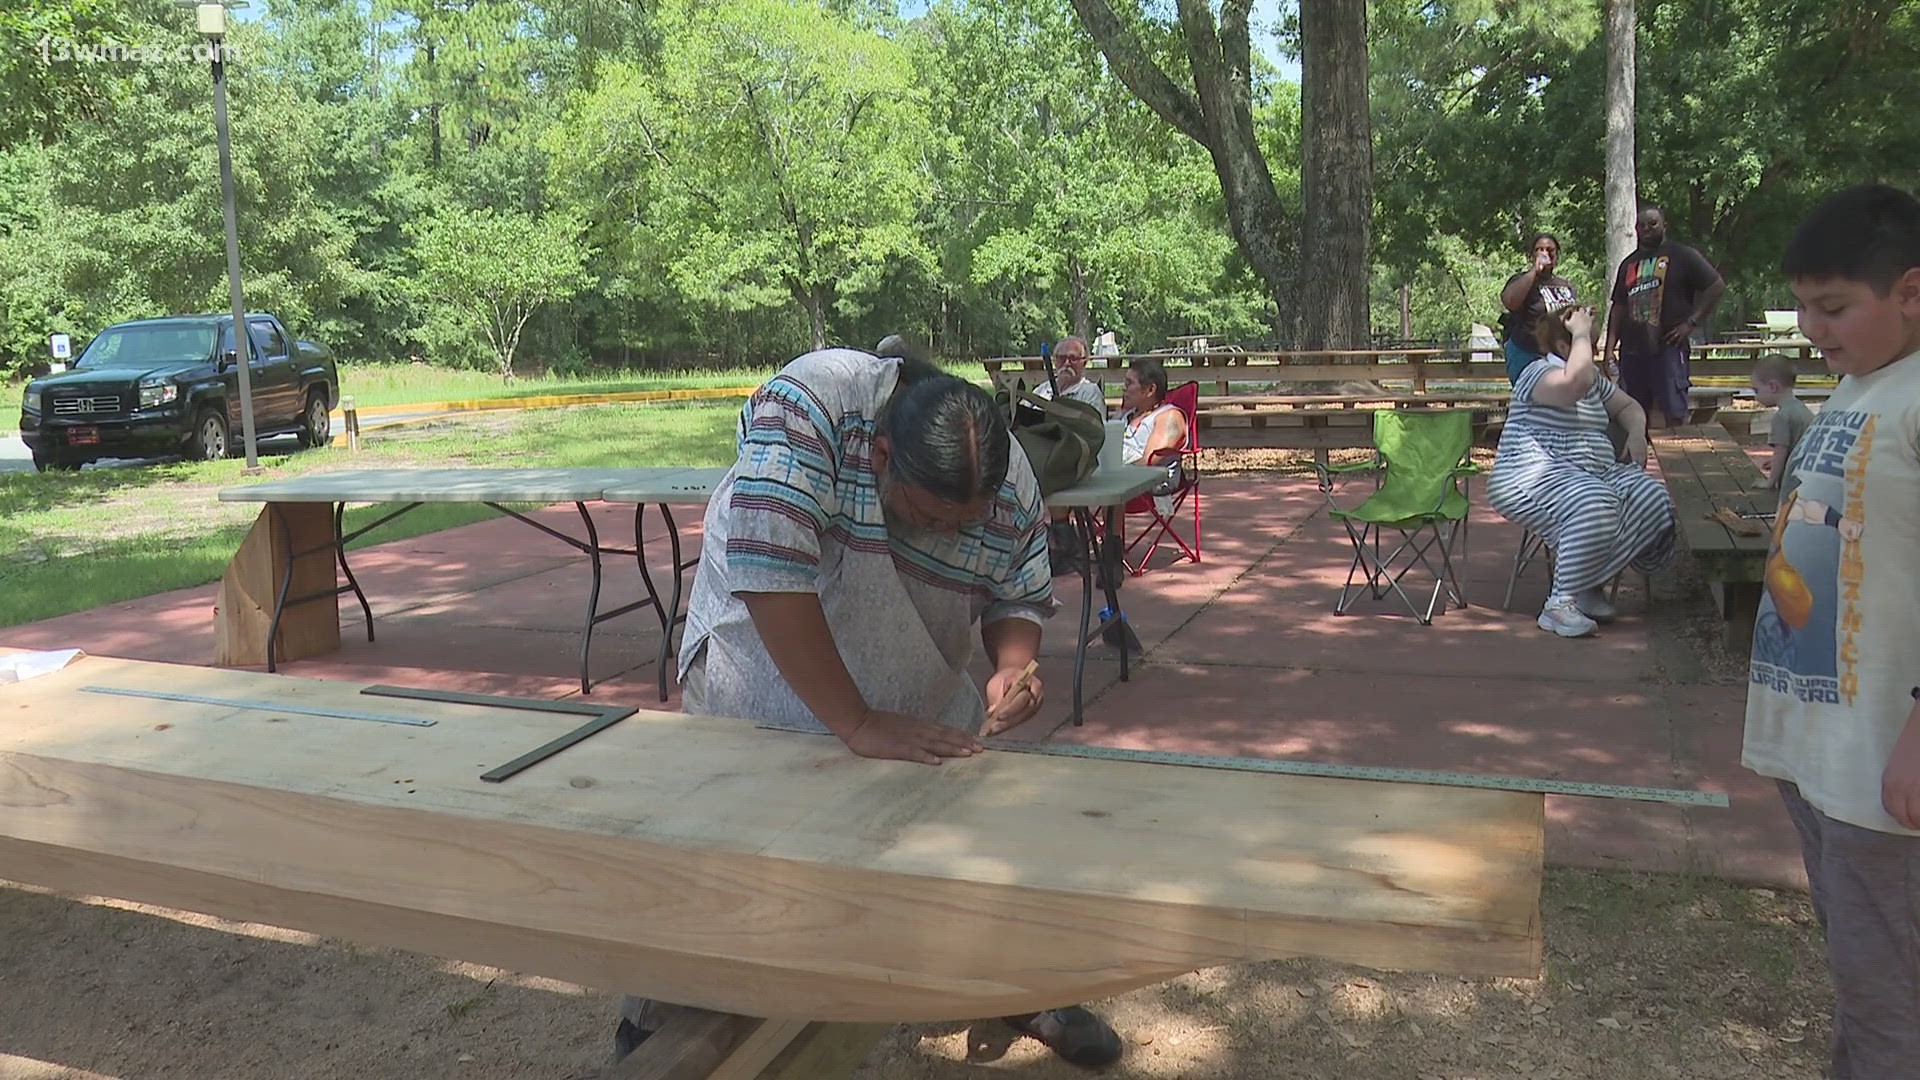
[1742,184,1920,1079]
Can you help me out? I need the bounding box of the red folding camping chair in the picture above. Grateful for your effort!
[1121,380,1201,574]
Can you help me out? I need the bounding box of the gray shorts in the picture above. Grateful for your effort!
[1778,780,1920,1079]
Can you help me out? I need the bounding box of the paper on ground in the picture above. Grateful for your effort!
[0,649,85,685]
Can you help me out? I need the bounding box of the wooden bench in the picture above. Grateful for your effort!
[1650,423,1778,650]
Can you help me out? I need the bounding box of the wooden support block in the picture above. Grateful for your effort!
[750,1023,891,1080]
[706,1019,813,1079]
[610,1007,768,1080]
[214,502,340,667]
[1713,580,1763,653]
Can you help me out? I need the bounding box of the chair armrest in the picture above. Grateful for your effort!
[1312,454,1382,494]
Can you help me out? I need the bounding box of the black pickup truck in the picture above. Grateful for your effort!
[18,313,338,472]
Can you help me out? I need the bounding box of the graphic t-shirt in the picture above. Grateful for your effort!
[1768,394,1815,497]
[1503,273,1579,354]
[1609,241,1718,357]
[1743,351,1920,834]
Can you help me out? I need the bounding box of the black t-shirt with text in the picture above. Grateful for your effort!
[1610,240,1719,356]
[1502,272,1578,354]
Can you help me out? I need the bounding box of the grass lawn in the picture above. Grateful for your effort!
[337,359,994,408]
[0,402,739,628]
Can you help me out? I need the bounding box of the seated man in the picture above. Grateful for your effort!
[1487,306,1677,638]
[1039,337,1111,575]
[1118,357,1188,473]
[1034,336,1109,412]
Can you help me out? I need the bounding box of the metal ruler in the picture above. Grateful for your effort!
[81,686,436,728]
[360,685,636,782]
[755,722,1728,808]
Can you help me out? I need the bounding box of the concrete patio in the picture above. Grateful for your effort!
[1,470,1801,889]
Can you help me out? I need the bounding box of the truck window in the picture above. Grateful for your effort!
[76,324,218,368]
[249,320,287,358]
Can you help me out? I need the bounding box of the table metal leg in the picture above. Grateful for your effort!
[334,502,374,642]
[1070,509,1098,727]
[658,503,691,703]
[633,502,699,703]
[1103,502,1131,685]
[575,502,605,696]
[266,503,294,675]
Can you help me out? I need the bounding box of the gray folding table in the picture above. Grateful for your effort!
[218,467,720,695]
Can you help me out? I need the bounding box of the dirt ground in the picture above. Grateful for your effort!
[0,867,1830,1080]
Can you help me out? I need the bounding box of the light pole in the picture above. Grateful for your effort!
[184,0,261,470]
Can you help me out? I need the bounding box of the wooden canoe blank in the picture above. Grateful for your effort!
[0,655,1543,1021]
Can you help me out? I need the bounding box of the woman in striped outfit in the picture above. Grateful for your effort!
[1488,306,1677,637]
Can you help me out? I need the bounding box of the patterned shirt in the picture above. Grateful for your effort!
[677,350,1055,730]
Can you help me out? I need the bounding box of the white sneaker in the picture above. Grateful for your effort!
[1538,595,1598,638]
[1576,588,1617,622]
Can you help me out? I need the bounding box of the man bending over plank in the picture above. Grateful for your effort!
[614,345,1125,1070]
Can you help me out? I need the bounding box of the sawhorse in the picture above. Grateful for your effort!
[609,1006,889,1080]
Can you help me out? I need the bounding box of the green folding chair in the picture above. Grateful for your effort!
[1315,410,1480,625]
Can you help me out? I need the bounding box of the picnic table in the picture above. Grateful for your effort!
[1649,424,1778,649]
[217,464,1163,725]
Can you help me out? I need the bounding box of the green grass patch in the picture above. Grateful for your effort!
[0,402,739,628]
[337,359,992,408]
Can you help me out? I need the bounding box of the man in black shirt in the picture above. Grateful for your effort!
[1602,207,1727,426]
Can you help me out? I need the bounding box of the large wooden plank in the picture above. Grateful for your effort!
[0,655,1543,1022]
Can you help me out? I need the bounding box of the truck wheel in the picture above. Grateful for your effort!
[191,409,231,462]
[33,454,79,473]
[296,389,331,448]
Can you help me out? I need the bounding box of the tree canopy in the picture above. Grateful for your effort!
[2,0,1912,378]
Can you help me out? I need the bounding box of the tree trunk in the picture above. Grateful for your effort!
[1603,0,1637,322]
[1069,0,1299,340]
[1066,251,1093,342]
[803,289,827,352]
[425,40,442,169]
[1298,0,1373,351]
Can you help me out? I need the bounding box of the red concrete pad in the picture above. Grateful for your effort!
[1052,661,1681,783]
[1548,802,1699,877]
[1039,567,1225,660]
[1,583,220,665]
[391,559,674,644]
[1154,558,1659,681]
[264,617,654,695]
[961,654,1129,741]
[329,550,585,620]
[1666,685,1808,888]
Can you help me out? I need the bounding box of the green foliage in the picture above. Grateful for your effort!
[1371,0,1920,340]
[916,0,1271,352]
[550,0,936,353]
[410,206,591,380]
[2,0,1911,378]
